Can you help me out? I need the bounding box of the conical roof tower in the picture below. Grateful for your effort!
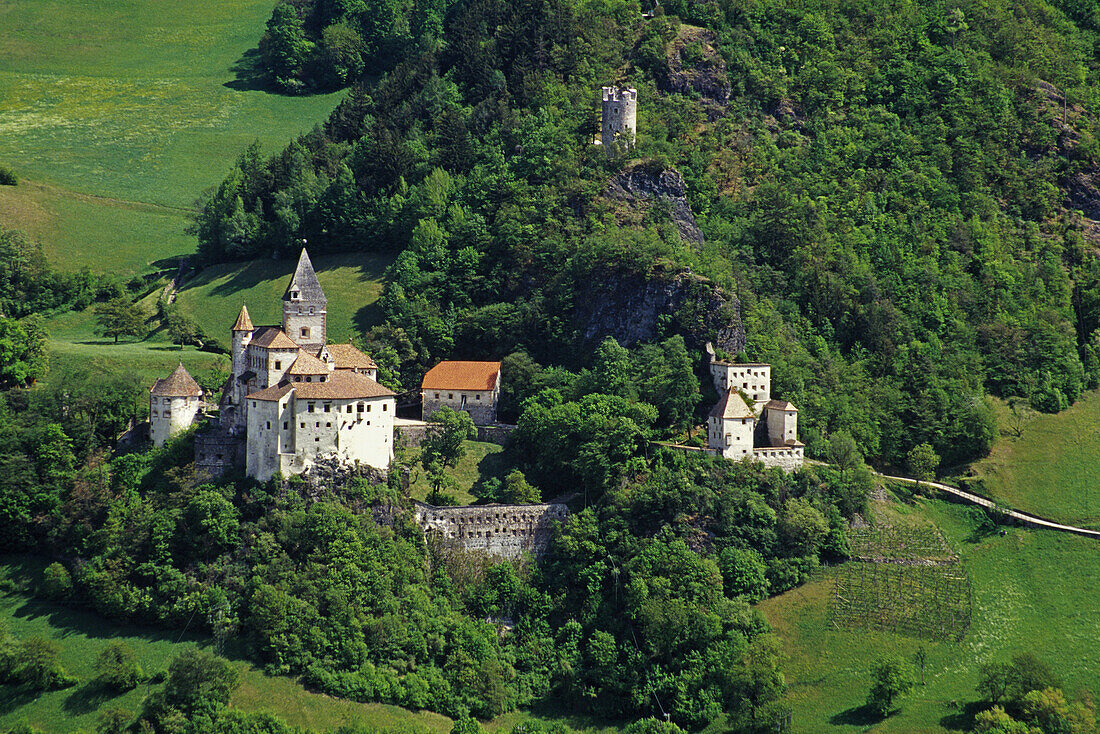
[282,248,328,352]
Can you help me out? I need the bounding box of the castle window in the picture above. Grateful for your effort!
[434,392,439,399]
[308,403,315,412]
[306,376,311,382]
[367,404,371,412]
[475,394,481,400]
[163,411,170,418]
[266,421,271,430]
[315,437,319,442]
[357,403,364,413]
[320,375,326,382]
[315,422,320,427]
[301,327,310,338]
[323,403,330,412]
[383,404,388,411]
[309,307,314,315]
[283,421,288,430]
[347,406,352,413]
[448,393,453,399]
[275,361,281,370]
[300,422,305,428]
[326,422,331,427]
[291,290,299,299]
[251,401,256,408]
[297,306,302,315]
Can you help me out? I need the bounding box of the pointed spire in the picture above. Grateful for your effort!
[283,248,327,304]
[232,304,254,332]
[151,363,203,397]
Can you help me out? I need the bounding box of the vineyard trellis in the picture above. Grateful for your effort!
[830,525,972,642]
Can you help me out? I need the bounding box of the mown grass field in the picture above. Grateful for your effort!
[399,440,509,505]
[971,391,1100,528]
[760,485,1100,731]
[0,0,342,276]
[41,251,390,382]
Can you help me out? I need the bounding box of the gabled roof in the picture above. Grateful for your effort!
[232,305,254,332]
[765,399,797,411]
[151,363,203,397]
[283,248,327,304]
[328,343,377,370]
[421,361,501,391]
[287,349,330,375]
[708,389,754,419]
[247,383,295,402]
[294,371,394,400]
[250,326,300,350]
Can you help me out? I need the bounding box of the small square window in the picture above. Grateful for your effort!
[448,393,453,399]
[326,422,331,427]
[308,403,315,412]
[300,422,305,428]
[383,404,388,412]
[475,394,481,400]
[347,406,352,413]
[301,327,310,338]
[315,422,320,427]
[315,437,320,442]
[324,403,330,412]
[274,361,282,370]
[357,403,364,413]
[434,392,439,399]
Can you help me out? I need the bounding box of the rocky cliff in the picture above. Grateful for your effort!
[605,164,705,245]
[572,267,745,355]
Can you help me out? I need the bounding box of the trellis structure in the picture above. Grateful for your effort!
[830,526,972,642]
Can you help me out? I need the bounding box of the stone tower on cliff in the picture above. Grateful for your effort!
[282,249,327,353]
[601,86,637,150]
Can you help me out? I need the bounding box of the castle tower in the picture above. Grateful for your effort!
[601,86,638,150]
[765,400,798,446]
[707,388,755,459]
[229,305,254,431]
[282,248,327,353]
[150,363,204,447]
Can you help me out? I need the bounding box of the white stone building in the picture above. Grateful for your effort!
[149,363,204,447]
[706,355,804,471]
[420,361,502,424]
[198,247,395,481]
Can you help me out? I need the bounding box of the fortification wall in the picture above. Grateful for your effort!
[753,445,804,472]
[396,422,516,449]
[412,501,569,558]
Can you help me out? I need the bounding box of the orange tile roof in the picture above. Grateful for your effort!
[232,305,254,332]
[328,343,377,370]
[247,383,295,402]
[294,371,395,400]
[421,361,501,391]
[150,363,203,397]
[286,349,330,375]
[250,326,300,350]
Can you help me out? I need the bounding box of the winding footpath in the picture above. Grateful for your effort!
[876,472,1100,540]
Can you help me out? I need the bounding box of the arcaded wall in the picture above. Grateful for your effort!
[412,501,569,558]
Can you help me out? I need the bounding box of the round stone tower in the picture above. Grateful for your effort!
[601,86,638,150]
[150,363,204,447]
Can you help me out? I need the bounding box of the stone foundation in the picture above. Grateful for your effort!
[412,501,569,558]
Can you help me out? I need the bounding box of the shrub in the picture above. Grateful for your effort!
[95,641,143,691]
[41,562,72,601]
[0,165,17,185]
[13,637,76,690]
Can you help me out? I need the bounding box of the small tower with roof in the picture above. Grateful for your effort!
[282,249,327,353]
[229,304,254,422]
[150,363,204,447]
[601,86,638,150]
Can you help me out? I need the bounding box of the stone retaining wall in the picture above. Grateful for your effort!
[412,501,569,558]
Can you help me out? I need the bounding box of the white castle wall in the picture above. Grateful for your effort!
[150,395,201,447]
[710,362,771,405]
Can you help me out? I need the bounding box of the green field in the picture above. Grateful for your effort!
[0,0,342,276]
[174,252,392,345]
[761,496,1100,732]
[972,391,1100,528]
[399,440,508,505]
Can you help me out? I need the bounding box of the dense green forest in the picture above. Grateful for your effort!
[198,0,1100,471]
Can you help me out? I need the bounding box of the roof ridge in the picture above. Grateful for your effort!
[283,248,327,304]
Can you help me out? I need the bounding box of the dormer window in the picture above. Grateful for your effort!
[290,290,299,299]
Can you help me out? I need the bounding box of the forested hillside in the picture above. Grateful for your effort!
[198,0,1100,471]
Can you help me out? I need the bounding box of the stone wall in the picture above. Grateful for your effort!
[421,391,497,424]
[396,422,516,449]
[753,445,804,472]
[412,501,569,559]
[195,429,244,475]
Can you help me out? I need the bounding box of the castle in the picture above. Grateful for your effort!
[600,86,637,150]
[152,249,395,481]
[705,348,804,470]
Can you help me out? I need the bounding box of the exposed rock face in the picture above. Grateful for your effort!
[573,268,745,355]
[606,164,704,244]
[663,27,731,120]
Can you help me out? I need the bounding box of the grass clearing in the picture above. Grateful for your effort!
[759,489,1100,732]
[174,252,392,345]
[399,440,509,505]
[0,0,342,276]
[971,390,1100,528]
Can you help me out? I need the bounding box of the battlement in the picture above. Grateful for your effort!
[602,86,637,102]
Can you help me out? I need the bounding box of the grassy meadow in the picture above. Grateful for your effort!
[970,391,1100,528]
[758,391,1100,733]
[399,440,508,505]
[0,0,342,277]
